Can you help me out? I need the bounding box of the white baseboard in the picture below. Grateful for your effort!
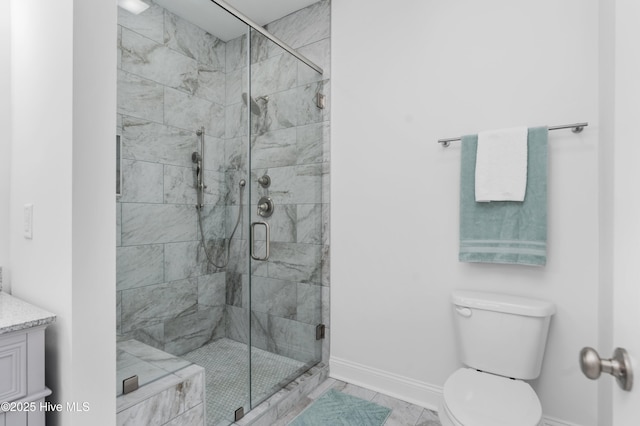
[329,356,443,412]
[329,356,583,426]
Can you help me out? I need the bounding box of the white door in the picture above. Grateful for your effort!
[608,0,640,423]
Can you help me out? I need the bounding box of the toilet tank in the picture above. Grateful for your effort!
[452,290,556,380]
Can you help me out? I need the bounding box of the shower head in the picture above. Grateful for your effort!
[241,92,269,116]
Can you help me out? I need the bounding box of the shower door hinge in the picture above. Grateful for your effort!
[122,375,139,395]
[316,324,326,340]
[316,93,326,109]
[234,407,245,422]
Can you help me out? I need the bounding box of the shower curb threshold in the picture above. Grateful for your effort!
[233,363,329,426]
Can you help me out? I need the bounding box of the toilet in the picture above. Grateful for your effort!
[439,290,556,426]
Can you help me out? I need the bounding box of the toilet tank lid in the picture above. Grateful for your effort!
[452,291,556,317]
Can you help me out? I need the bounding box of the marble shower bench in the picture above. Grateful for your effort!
[116,339,205,425]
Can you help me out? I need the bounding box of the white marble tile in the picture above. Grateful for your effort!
[341,383,378,401]
[121,279,198,333]
[250,127,297,169]
[116,244,164,290]
[372,392,425,426]
[203,134,226,172]
[164,10,225,69]
[120,159,164,203]
[121,28,198,94]
[117,70,164,123]
[197,273,226,308]
[163,164,198,205]
[297,38,331,85]
[225,137,248,172]
[297,204,323,244]
[126,323,165,350]
[225,102,248,139]
[296,80,326,127]
[225,67,247,107]
[164,307,225,355]
[196,64,226,105]
[258,88,298,133]
[117,2,164,44]
[122,203,197,245]
[416,408,442,426]
[116,290,122,335]
[164,241,208,282]
[165,87,225,137]
[296,283,321,325]
[251,276,297,319]
[297,122,328,166]
[199,204,226,241]
[265,0,330,51]
[251,53,298,96]
[116,202,122,246]
[117,25,122,69]
[226,305,248,344]
[122,117,197,167]
[225,34,247,73]
[267,241,324,284]
[259,164,323,206]
[164,403,204,426]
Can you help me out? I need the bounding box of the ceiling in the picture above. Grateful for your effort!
[153,0,319,42]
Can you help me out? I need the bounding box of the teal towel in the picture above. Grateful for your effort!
[459,127,548,266]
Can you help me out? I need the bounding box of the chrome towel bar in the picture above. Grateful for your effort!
[438,122,588,147]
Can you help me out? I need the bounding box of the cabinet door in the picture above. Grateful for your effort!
[0,334,27,403]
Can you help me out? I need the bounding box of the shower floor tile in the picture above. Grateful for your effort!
[182,338,307,426]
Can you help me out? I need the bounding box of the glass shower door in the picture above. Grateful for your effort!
[247,28,326,408]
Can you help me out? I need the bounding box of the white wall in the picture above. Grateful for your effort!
[10,0,116,424]
[331,1,600,424]
[0,0,11,292]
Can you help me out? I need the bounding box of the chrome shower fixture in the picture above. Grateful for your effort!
[241,92,269,115]
[193,127,206,209]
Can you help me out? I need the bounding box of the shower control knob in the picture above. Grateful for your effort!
[257,196,274,218]
[257,175,271,188]
[579,346,633,391]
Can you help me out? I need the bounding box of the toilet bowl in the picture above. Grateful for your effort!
[438,291,555,426]
[439,368,543,426]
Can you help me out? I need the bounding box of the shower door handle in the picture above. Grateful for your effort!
[250,221,270,261]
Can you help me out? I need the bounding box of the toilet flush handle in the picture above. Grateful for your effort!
[455,306,472,318]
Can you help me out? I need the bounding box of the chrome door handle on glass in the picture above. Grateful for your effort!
[579,346,633,391]
[250,221,270,261]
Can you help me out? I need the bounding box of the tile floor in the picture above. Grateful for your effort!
[271,378,442,426]
[182,338,310,426]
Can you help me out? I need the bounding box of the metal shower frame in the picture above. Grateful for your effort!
[210,0,324,75]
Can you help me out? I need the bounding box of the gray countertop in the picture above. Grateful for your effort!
[0,292,56,335]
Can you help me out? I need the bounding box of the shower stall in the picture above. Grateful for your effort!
[115,0,330,424]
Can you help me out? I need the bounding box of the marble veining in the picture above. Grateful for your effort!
[0,292,56,335]
[117,1,331,415]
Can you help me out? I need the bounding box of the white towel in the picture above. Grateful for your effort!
[475,127,528,202]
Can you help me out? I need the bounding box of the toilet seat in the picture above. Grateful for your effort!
[442,368,542,426]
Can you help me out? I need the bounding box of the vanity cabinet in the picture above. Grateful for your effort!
[0,293,56,426]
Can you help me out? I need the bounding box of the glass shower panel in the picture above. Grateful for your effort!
[116,1,253,424]
[248,28,325,408]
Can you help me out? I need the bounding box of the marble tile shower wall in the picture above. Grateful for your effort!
[116,0,331,365]
[223,0,331,365]
[116,2,231,354]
